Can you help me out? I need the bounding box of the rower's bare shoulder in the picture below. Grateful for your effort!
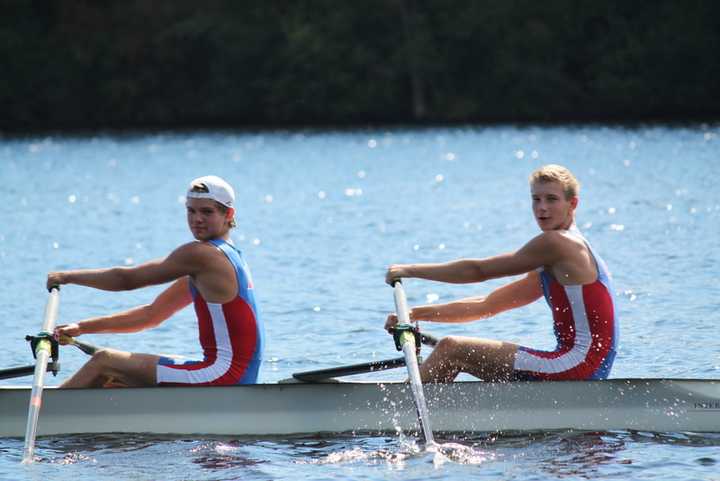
[529,230,573,249]
[169,241,222,262]
[542,230,584,243]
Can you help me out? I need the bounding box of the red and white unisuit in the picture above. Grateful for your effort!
[513,227,618,380]
[156,239,264,385]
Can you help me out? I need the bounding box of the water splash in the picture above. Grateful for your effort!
[429,441,495,466]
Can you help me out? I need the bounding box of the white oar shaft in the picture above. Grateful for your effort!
[393,283,411,323]
[22,288,60,464]
[401,340,435,444]
[393,282,435,445]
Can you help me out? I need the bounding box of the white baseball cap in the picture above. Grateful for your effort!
[186,175,235,208]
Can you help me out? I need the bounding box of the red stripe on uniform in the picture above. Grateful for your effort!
[207,297,258,385]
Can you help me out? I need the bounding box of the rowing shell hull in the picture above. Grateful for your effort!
[1,379,719,437]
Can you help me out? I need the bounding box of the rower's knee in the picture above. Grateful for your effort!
[88,348,115,367]
[435,336,462,353]
[434,336,467,365]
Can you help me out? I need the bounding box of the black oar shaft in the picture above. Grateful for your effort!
[0,365,35,380]
[0,363,61,381]
[293,357,406,382]
[420,332,438,347]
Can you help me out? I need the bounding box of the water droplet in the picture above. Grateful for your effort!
[317,191,327,200]
[68,195,77,204]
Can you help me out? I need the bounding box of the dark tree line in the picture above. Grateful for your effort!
[1,0,719,132]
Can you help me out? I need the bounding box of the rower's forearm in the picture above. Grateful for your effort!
[410,297,491,323]
[60,267,136,291]
[78,305,155,334]
[405,260,487,284]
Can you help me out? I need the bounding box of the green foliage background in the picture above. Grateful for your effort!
[2,0,719,131]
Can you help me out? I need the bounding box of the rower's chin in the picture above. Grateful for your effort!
[536,219,553,230]
[191,230,212,241]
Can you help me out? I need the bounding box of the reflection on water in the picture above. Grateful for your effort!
[1,430,719,480]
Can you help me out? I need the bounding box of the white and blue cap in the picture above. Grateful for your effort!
[187,175,235,208]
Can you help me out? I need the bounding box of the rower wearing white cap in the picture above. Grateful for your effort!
[47,176,265,388]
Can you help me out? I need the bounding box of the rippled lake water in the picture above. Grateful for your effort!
[1,124,719,480]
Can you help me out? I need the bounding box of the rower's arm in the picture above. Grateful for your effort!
[410,271,543,323]
[59,278,192,335]
[387,232,565,285]
[47,242,208,292]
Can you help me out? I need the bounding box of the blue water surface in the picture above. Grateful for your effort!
[0,124,719,480]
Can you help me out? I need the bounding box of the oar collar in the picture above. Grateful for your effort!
[25,332,60,376]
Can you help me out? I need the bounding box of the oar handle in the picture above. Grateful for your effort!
[59,335,99,356]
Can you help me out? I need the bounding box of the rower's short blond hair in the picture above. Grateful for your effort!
[529,165,580,200]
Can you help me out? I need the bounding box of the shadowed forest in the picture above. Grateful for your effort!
[2,0,719,132]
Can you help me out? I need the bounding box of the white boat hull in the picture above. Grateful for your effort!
[1,379,719,437]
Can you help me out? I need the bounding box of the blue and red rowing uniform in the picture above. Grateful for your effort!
[514,227,618,380]
[157,239,264,385]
